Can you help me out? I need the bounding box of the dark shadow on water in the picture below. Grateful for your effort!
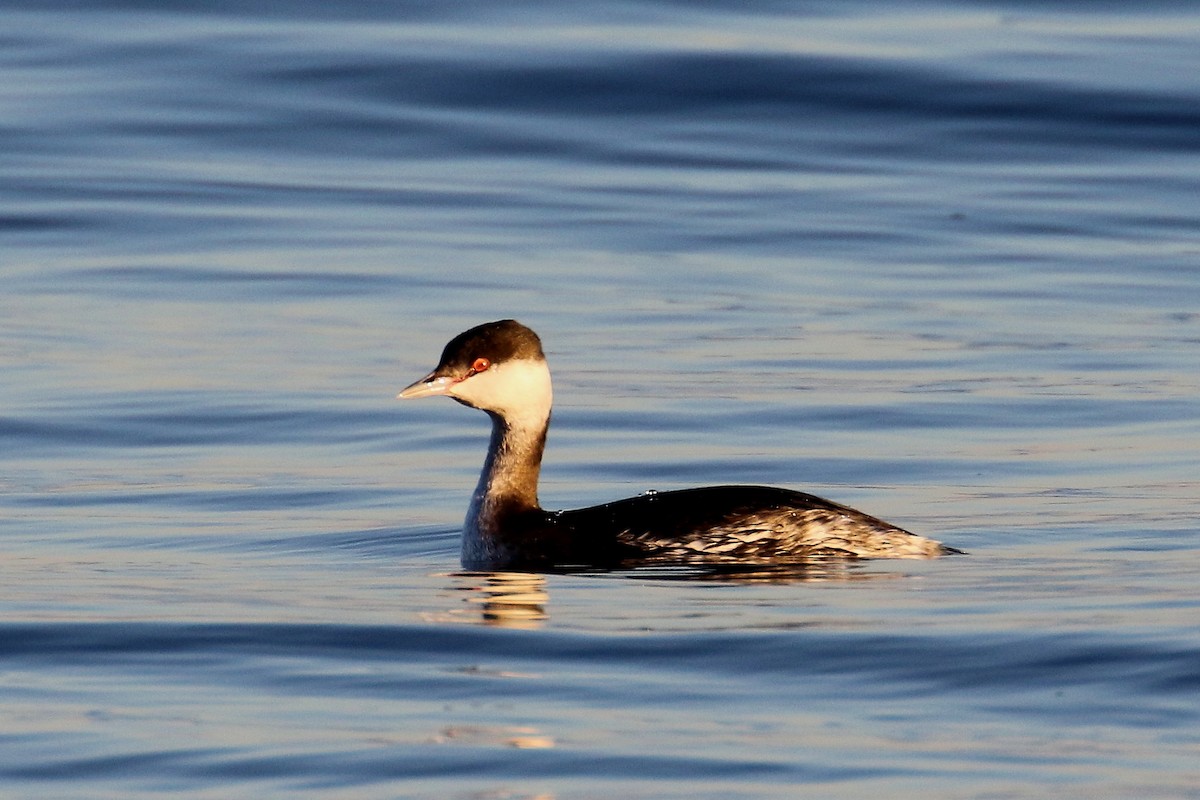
[443,558,912,628]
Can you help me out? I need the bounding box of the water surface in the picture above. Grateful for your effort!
[3,1,1200,797]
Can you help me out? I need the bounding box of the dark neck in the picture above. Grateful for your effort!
[462,411,548,561]
[479,410,546,509]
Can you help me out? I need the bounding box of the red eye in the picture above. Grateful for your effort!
[470,357,491,374]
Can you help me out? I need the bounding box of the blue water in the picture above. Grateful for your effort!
[4,1,1200,797]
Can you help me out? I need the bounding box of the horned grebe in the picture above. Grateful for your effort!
[399,320,958,569]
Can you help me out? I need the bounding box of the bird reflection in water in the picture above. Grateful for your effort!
[433,559,900,627]
[433,723,555,751]
[441,571,550,629]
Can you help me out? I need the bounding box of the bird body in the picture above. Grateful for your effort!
[400,320,958,570]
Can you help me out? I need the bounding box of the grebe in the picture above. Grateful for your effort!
[399,320,958,569]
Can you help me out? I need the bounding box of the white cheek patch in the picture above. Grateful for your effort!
[450,358,553,429]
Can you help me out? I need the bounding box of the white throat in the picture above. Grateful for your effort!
[453,358,554,563]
